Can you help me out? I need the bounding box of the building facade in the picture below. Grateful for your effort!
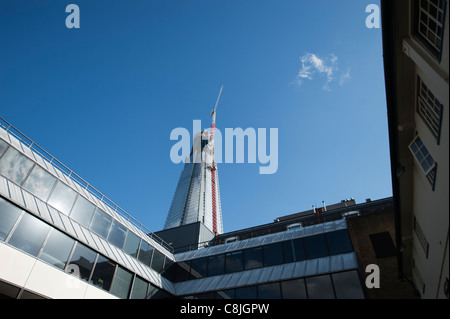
[381,0,449,299]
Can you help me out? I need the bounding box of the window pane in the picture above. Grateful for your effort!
[110,266,133,299]
[293,238,306,261]
[67,243,97,281]
[69,196,95,228]
[225,251,243,273]
[258,282,281,299]
[0,147,34,185]
[207,254,225,276]
[281,278,307,299]
[108,220,127,249]
[0,197,22,241]
[151,249,166,273]
[47,181,77,215]
[90,209,112,238]
[326,230,353,255]
[191,257,208,278]
[332,271,365,299]
[39,229,75,270]
[263,242,283,267]
[137,240,152,265]
[91,255,116,292]
[306,275,335,299]
[22,165,57,201]
[282,241,295,263]
[304,234,328,259]
[130,276,149,299]
[243,246,263,270]
[8,213,50,256]
[235,286,257,299]
[0,139,8,156]
[124,231,141,258]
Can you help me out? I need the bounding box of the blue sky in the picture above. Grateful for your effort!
[0,0,391,233]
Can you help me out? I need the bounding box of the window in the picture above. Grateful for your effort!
[281,279,307,299]
[0,139,8,157]
[417,0,447,59]
[91,255,116,291]
[136,240,152,265]
[417,77,444,144]
[39,229,75,270]
[303,234,328,259]
[191,257,208,278]
[326,230,353,255]
[305,275,335,299]
[414,216,430,258]
[258,282,281,299]
[0,147,34,185]
[409,135,437,189]
[263,242,284,267]
[243,246,263,270]
[151,249,166,273]
[8,213,50,257]
[235,286,257,299]
[292,238,306,261]
[123,231,142,263]
[207,254,225,276]
[47,181,77,215]
[89,208,112,238]
[0,197,22,241]
[332,271,365,299]
[107,220,127,249]
[282,241,295,263]
[110,266,133,299]
[69,196,96,228]
[66,243,97,282]
[130,276,149,299]
[22,165,57,201]
[225,251,244,273]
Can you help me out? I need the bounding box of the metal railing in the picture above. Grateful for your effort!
[0,116,173,253]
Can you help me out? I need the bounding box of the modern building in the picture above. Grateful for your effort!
[381,0,449,298]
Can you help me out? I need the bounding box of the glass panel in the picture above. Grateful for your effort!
[191,257,208,278]
[123,231,140,258]
[258,282,281,299]
[130,276,149,299]
[0,197,22,241]
[8,213,50,257]
[22,165,57,201]
[305,275,335,299]
[136,240,152,265]
[263,242,283,267]
[218,289,235,299]
[107,220,127,249]
[304,234,328,259]
[47,181,77,215]
[326,230,353,255]
[332,271,365,299]
[243,246,263,270]
[39,229,75,270]
[90,209,112,239]
[225,251,244,273]
[235,286,257,299]
[0,147,34,185]
[151,249,166,273]
[293,238,306,261]
[207,254,225,276]
[66,243,97,282]
[281,278,307,299]
[69,196,96,228]
[0,139,8,156]
[282,241,295,263]
[91,255,116,291]
[110,266,133,299]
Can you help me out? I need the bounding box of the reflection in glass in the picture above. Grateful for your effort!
[225,251,243,273]
[151,249,166,273]
[304,234,328,259]
[243,246,263,270]
[110,266,133,299]
[22,165,57,201]
[293,238,306,261]
[0,139,8,156]
[258,282,281,299]
[191,257,208,278]
[263,243,283,267]
[90,209,112,238]
[281,278,307,299]
[66,243,97,281]
[326,230,353,255]
[305,275,335,299]
[332,271,364,299]
[130,276,149,299]
[91,255,116,291]
[136,240,152,265]
[39,229,75,269]
[108,220,127,249]
[207,254,225,276]
[69,196,96,228]
[0,147,34,185]
[0,197,22,241]
[47,181,77,215]
[8,213,50,257]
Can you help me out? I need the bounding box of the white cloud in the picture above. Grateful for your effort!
[295,52,349,90]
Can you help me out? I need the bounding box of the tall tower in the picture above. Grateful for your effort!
[164,87,224,235]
